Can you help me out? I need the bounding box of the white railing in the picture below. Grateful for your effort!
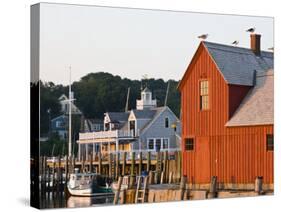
[136,99,157,109]
[79,130,137,140]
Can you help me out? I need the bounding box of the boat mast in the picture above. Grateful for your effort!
[164,80,170,106]
[68,66,72,158]
[125,87,130,112]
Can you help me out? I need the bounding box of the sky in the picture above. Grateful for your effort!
[39,3,274,85]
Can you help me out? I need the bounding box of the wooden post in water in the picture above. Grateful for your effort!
[98,151,102,174]
[65,155,69,182]
[168,172,173,184]
[120,190,126,204]
[146,152,151,172]
[108,153,112,178]
[148,171,154,185]
[209,176,218,198]
[115,152,120,180]
[122,152,127,176]
[161,151,168,183]
[255,176,263,194]
[52,160,56,194]
[177,151,182,183]
[180,176,187,200]
[129,152,136,188]
[113,176,123,204]
[138,152,142,176]
[89,153,93,173]
[160,171,165,184]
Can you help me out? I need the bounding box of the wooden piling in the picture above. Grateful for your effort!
[148,171,154,185]
[122,152,127,176]
[177,151,182,182]
[163,151,168,183]
[255,176,263,194]
[98,151,102,174]
[209,176,218,198]
[120,190,126,204]
[115,152,120,179]
[131,152,135,176]
[129,152,136,187]
[89,153,93,173]
[138,152,143,176]
[180,176,187,200]
[108,153,112,178]
[160,171,165,184]
[146,152,151,172]
[113,176,123,204]
[168,172,173,184]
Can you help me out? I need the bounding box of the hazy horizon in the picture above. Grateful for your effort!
[39,3,274,85]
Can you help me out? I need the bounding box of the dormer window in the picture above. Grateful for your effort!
[200,80,209,110]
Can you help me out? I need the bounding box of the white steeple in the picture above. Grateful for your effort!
[136,87,157,110]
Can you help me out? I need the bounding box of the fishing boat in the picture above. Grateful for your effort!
[67,171,113,197]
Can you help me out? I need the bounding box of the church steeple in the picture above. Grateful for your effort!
[136,86,157,110]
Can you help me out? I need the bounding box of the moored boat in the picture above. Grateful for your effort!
[67,171,113,197]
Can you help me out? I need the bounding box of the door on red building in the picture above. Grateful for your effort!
[195,136,210,183]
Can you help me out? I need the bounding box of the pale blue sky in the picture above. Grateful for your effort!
[40,3,274,85]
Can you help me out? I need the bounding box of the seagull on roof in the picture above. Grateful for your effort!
[231,40,239,45]
[198,34,209,40]
[268,47,274,51]
[246,27,255,33]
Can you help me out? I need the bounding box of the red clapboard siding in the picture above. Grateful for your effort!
[179,42,274,185]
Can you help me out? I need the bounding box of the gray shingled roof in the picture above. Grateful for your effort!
[131,109,157,119]
[226,69,273,127]
[203,41,273,86]
[107,112,129,122]
[139,107,167,132]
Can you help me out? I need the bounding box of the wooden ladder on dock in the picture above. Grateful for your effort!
[135,176,148,203]
[110,154,115,179]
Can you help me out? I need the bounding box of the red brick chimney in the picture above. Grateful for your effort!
[250,34,261,55]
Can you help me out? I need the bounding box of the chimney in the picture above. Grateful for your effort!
[250,34,261,55]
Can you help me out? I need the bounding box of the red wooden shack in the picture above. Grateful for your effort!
[178,34,274,190]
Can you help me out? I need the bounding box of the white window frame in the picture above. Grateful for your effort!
[146,137,170,152]
[147,138,155,151]
[162,138,170,151]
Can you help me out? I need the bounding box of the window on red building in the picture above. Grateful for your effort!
[185,138,194,151]
[200,80,209,110]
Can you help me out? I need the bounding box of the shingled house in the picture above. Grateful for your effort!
[77,87,181,161]
[178,34,273,190]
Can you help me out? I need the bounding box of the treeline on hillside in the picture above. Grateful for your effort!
[40,72,181,136]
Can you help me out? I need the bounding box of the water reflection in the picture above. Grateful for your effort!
[67,195,114,208]
[40,192,114,208]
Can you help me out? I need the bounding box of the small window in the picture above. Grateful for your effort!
[155,139,161,152]
[200,80,209,110]
[146,93,150,100]
[163,138,169,149]
[185,138,194,151]
[266,134,274,151]
[165,117,169,128]
[56,121,64,128]
[148,139,154,150]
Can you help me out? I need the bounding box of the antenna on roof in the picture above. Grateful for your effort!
[164,80,170,107]
[125,87,130,112]
[142,74,149,89]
